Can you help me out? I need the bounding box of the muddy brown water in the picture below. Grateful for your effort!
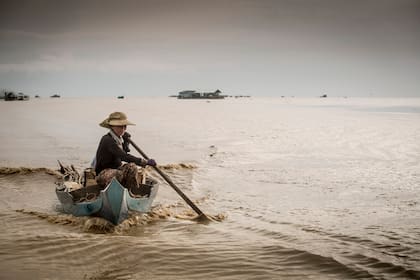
[0,97,419,279]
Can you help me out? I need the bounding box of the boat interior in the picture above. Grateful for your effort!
[69,177,156,203]
[58,165,156,202]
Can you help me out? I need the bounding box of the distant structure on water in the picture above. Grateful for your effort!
[50,94,61,98]
[3,91,29,101]
[117,96,124,99]
[177,89,225,99]
[320,94,328,98]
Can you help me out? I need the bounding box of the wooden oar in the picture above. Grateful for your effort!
[128,139,212,222]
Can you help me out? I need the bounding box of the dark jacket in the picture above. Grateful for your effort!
[95,133,145,174]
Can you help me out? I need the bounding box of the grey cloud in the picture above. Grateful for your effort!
[0,0,419,96]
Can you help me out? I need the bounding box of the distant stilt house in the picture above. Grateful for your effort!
[177,89,224,99]
[178,90,197,98]
[4,91,29,101]
[17,92,29,100]
[4,92,17,101]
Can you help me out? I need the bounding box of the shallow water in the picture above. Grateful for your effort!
[0,97,419,279]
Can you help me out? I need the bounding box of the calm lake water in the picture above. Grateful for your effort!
[0,96,419,279]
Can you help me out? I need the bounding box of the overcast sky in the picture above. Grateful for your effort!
[1,0,419,97]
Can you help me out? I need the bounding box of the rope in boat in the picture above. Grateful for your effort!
[75,192,98,203]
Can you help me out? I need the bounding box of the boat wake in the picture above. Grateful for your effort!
[158,163,197,170]
[15,207,173,234]
[16,202,226,234]
[0,166,61,177]
[0,163,195,176]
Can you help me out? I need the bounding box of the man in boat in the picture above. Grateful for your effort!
[95,111,156,189]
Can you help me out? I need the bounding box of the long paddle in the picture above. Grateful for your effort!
[128,139,211,222]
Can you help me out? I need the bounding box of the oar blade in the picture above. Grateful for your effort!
[192,213,217,224]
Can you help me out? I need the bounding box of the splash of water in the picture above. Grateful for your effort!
[157,163,197,170]
[16,203,226,234]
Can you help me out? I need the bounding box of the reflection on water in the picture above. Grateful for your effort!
[0,97,420,279]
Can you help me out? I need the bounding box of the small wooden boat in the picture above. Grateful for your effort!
[55,167,158,225]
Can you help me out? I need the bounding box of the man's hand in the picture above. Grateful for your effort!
[146,159,157,167]
[122,132,131,141]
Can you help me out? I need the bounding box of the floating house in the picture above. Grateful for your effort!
[3,92,29,101]
[4,92,17,101]
[17,92,29,100]
[177,89,224,99]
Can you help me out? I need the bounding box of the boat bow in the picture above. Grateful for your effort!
[99,178,129,225]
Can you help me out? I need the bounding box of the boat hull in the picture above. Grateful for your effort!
[56,178,158,225]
